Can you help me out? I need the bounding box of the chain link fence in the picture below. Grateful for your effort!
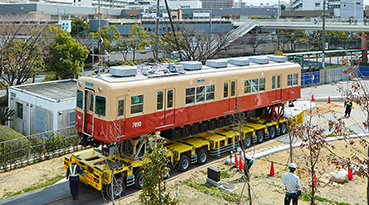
[0,126,86,172]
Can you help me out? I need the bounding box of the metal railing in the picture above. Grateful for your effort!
[0,126,86,172]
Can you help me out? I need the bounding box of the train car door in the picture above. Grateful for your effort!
[84,89,94,136]
[224,80,237,111]
[156,89,175,126]
[272,74,282,101]
[117,96,126,136]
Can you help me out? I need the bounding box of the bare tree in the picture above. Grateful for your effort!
[0,15,51,93]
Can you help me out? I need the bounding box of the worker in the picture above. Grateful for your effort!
[344,97,353,118]
[282,163,301,205]
[66,158,84,200]
[237,147,254,170]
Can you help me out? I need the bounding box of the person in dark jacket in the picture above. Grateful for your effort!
[344,97,353,118]
[66,158,84,200]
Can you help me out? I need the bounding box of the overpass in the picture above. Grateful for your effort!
[213,19,369,58]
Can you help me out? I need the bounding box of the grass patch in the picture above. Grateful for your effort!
[301,192,350,205]
[2,175,65,199]
[184,179,246,203]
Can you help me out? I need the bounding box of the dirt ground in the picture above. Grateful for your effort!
[0,101,367,204]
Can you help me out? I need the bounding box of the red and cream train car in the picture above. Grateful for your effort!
[75,56,301,144]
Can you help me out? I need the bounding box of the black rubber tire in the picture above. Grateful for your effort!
[243,134,252,148]
[257,130,264,144]
[106,177,125,199]
[269,127,276,139]
[197,149,208,165]
[178,155,191,172]
[280,123,287,135]
[134,170,144,189]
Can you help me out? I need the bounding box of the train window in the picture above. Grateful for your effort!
[88,93,94,111]
[277,75,281,88]
[259,78,265,91]
[95,96,106,116]
[131,95,144,114]
[224,82,228,98]
[77,90,83,109]
[157,91,163,110]
[118,99,124,116]
[251,79,258,93]
[231,81,236,96]
[186,87,195,104]
[167,90,173,108]
[272,76,276,89]
[244,80,251,94]
[293,73,299,85]
[206,85,215,101]
[287,74,293,86]
[196,86,205,103]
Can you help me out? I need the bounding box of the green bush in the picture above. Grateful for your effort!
[0,95,8,107]
[0,126,24,142]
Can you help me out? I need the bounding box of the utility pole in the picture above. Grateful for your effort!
[155,0,160,61]
[164,0,182,61]
[322,0,326,68]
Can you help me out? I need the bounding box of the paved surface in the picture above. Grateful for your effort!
[2,80,369,204]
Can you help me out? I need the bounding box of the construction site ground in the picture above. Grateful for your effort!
[0,100,367,204]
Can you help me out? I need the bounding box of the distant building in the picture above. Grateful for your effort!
[8,80,76,136]
[290,0,363,19]
[201,0,234,8]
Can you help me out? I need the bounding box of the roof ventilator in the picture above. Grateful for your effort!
[206,59,228,68]
[179,61,203,71]
[109,66,138,77]
[269,55,287,63]
[229,57,250,66]
[250,56,269,64]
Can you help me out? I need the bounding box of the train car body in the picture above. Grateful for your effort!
[75,57,301,144]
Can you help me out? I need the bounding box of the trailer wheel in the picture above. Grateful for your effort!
[134,170,144,189]
[178,155,190,172]
[243,134,252,148]
[269,127,276,139]
[106,177,125,199]
[197,149,208,165]
[280,123,287,135]
[256,131,264,143]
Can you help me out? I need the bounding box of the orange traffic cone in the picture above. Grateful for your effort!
[313,172,318,187]
[239,158,244,171]
[268,161,276,176]
[312,94,315,102]
[328,96,331,103]
[348,168,355,180]
[234,153,239,168]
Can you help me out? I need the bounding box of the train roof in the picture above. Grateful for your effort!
[83,58,300,84]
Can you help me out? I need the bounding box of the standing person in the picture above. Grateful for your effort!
[283,163,301,205]
[344,97,353,118]
[66,158,84,200]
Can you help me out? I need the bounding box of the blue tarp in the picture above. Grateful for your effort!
[301,72,320,86]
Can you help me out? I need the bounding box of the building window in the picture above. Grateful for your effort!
[69,112,75,126]
[131,95,143,114]
[16,102,23,119]
[167,90,173,108]
[186,87,195,104]
[157,91,163,110]
[206,85,215,101]
[77,90,83,109]
[95,96,106,116]
[118,99,124,116]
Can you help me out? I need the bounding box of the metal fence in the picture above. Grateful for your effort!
[0,126,85,172]
[301,66,356,87]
